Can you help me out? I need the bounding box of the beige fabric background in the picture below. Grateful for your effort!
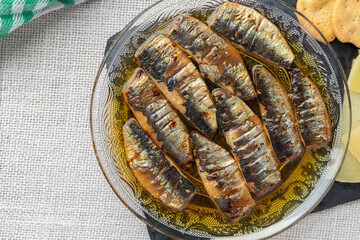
[1,0,360,239]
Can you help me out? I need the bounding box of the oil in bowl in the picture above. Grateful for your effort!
[91,0,350,238]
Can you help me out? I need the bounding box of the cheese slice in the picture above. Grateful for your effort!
[336,150,360,182]
[350,91,360,129]
[348,127,360,161]
[337,68,360,182]
[348,50,360,94]
[345,92,360,162]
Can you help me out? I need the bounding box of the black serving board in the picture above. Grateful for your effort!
[104,0,359,239]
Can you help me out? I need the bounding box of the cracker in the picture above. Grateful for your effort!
[297,0,335,42]
[332,0,360,48]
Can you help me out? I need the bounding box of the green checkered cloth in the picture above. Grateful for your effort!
[0,0,88,39]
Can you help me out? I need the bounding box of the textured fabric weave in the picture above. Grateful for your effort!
[1,0,360,239]
[0,0,88,38]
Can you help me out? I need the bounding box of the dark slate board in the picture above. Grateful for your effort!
[104,1,359,239]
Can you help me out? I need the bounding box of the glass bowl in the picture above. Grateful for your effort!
[91,0,351,239]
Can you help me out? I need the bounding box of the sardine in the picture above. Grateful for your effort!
[123,68,192,167]
[253,65,304,164]
[123,118,196,211]
[137,34,217,138]
[191,131,255,221]
[212,88,282,198]
[207,2,295,68]
[168,15,256,100]
[290,69,332,148]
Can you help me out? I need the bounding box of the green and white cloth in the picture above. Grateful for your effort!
[0,0,88,39]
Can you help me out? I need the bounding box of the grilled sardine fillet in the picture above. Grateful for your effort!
[123,118,196,211]
[253,65,304,164]
[137,34,217,138]
[123,68,192,167]
[168,15,256,100]
[212,88,282,197]
[290,69,331,148]
[191,131,255,221]
[207,2,295,68]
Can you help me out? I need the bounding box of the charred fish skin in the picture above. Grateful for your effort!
[137,34,217,138]
[253,65,305,164]
[207,2,295,68]
[123,118,196,211]
[290,69,332,148]
[168,15,256,100]
[191,131,255,221]
[212,88,282,198]
[123,68,193,167]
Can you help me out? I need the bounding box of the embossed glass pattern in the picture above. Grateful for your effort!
[91,0,351,239]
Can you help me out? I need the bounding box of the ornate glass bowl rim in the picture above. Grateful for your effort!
[90,0,351,239]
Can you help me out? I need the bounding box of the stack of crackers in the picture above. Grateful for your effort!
[297,0,360,47]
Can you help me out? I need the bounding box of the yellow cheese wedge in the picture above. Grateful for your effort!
[336,151,360,182]
[350,91,360,129]
[348,50,360,94]
[348,127,360,160]
[337,62,360,182]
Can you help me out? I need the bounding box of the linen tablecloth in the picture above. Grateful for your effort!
[1,0,360,239]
